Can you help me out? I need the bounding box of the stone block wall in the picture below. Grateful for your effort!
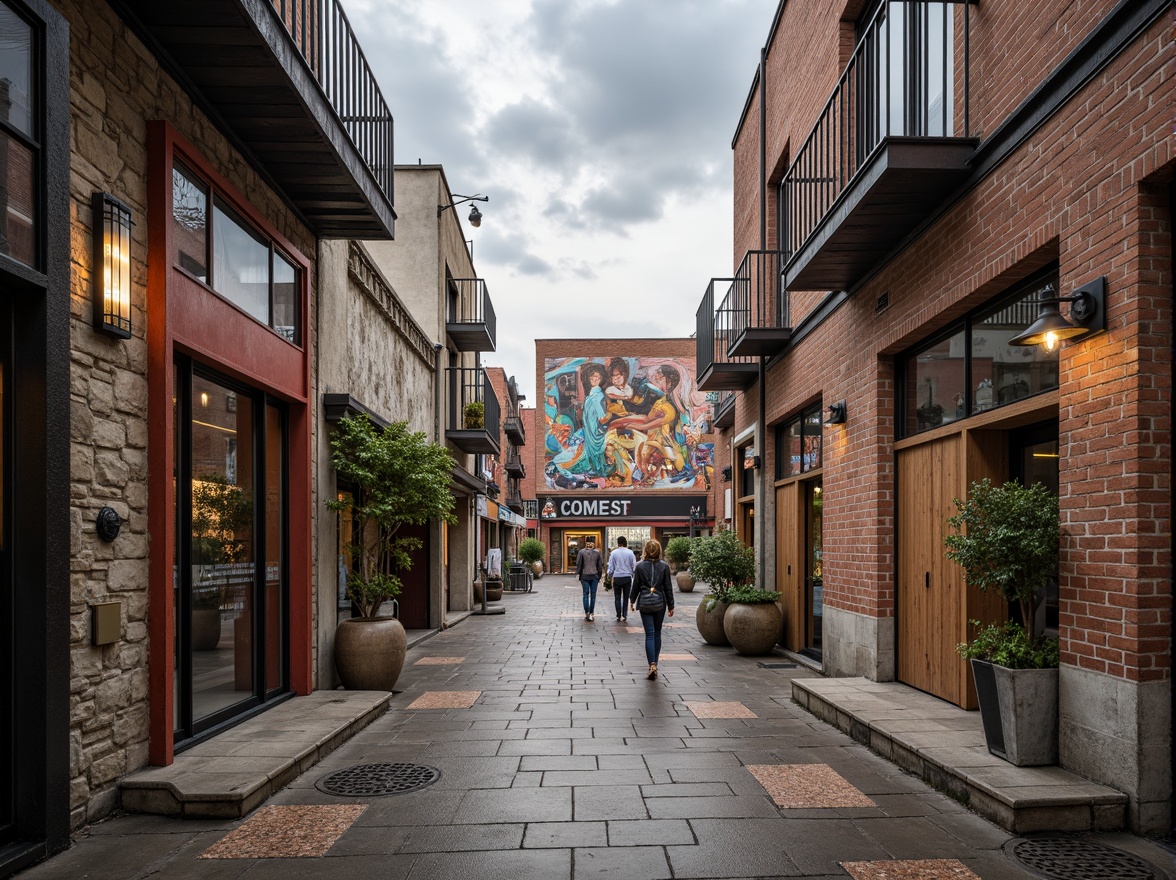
[62,0,316,827]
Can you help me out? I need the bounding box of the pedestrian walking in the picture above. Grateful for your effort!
[575,537,603,621]
[607,536,637,622]
[630,539,674,679]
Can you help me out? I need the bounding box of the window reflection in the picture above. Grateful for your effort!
[272,251,298,344]
[972,293,1059,409]
[212,197,269,326]
[172,162,207,281]
[905,329,965,434]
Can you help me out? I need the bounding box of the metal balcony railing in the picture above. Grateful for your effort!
[729,250,789,352]
[446,367,500,454]
[503,413,525,445]
[446,278,497,351]
[783,0,971,265]
[505,451,525,477]
[271,0,394,201]
[523,500,539,520]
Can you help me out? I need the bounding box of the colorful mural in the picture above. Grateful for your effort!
[543,356,713,491]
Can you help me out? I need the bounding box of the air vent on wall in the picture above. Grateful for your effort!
[875,291,890,314]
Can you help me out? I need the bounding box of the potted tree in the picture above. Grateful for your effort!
[463,400,485,429]
[190,474,252,651]
[665,537,695,592]
[518,536,545,579]
[689,529,755,647]
[723,584,782,655]
[327,414,456,691]
[945,478,1060,766]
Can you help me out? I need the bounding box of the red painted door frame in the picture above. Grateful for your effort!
[146,121,312,765]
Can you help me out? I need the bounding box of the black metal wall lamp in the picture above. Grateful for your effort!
[438,193,488,227]
[93,192,134,339]
[824,400,847,426]
[1009,277,1107,350]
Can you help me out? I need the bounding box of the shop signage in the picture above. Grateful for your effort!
[476,495,498,520]
[538,495,707,521]
[498,506,526,528]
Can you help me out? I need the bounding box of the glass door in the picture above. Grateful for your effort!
[565,532,602,571]
[175,361,288,742]
[1010,421,1059,636]
[804,479,824,658]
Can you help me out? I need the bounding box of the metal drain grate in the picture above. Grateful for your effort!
[1007,837,1165,880]
[315,762,441,797]
[757,662,797,669]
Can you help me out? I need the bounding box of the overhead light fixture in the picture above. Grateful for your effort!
[824,400,847,426]
[438,193,489,228]
[93,192,133,339]
[1008,278,1106,350]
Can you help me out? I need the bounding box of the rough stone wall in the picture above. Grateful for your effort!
[62,0,316,827]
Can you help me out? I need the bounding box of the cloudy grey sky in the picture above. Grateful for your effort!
[347,0,776,400]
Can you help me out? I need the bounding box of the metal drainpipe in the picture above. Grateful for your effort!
[756,46,768,568]
[433,343,444,627]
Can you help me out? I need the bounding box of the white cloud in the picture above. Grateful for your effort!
[348,0,776,399]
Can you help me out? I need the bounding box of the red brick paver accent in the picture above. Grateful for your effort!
[201,805,366,859]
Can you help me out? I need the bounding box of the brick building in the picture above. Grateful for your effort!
[698,0,1171,832]
[534,339,716,573]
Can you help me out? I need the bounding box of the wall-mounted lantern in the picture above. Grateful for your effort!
[92,192,133,339]
[1008,278,1107,350]
[824,400,847,426]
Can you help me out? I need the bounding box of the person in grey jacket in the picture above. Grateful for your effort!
[630,539,675,679]
[607,536,637,622]
[575,537,603,621]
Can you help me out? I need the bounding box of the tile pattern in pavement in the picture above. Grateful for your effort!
[405,690,481,709]
[747,763,877,809]
[200,805,366,859]
[18,574,1174,880]
[413,656,466,665]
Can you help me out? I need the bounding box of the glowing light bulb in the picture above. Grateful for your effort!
[1043,331,1059,352]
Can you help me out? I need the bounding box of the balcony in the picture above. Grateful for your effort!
[446,278,496,352]
[503,413,525,446]
[782,0,976,291]
[696,251,791,392]
[116,0,395,238]
[504,451,525,478]
[713,391,736,429]
[505,490,524,513]
[446,367,500,455]
[523,499,538,520]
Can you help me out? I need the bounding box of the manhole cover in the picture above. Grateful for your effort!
[1006,837,1166,880]
[315,762,441,797]
[757,662,797,669]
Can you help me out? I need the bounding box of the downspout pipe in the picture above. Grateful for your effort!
[756,46,768,567]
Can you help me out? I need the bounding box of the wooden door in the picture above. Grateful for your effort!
[896,434,966,704]
[775,482,802,650]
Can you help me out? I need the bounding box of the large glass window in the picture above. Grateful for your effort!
[899,271,1059,437]
[776,403,823,479]
[0,4,36,268]
[170,161,302,345]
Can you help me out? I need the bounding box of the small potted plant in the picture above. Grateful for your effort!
[463,400,485,429]
[945,478,1060,765]
[328,414,456,690]
[518,536,545,579]
[664,536,695,592]
[723,584,782,655]
[688,529,756,646]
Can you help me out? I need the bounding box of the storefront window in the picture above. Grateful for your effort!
[899,270,1059,437]
[0,5,37,268]
[213,197,270,326]
[776,403,823,478]
[172,162,207,281]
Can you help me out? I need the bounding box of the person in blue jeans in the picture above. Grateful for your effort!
[630,539,675,679]
[575,537,603,622]
[608,536,637,622]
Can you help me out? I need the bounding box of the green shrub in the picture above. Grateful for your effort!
[664,536,693,568]
[956,619,1059,669]
[517,537,545,566]
[726,585,780,605]
[689,529,756,610]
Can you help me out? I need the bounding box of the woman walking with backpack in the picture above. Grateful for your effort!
[631,539,674,679]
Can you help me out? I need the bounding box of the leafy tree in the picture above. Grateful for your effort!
[664,536,693,569]
[327,415,457,617]
[517,537,545,566]
[689,529,756,609]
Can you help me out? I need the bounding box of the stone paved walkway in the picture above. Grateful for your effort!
[20,576,1174,880]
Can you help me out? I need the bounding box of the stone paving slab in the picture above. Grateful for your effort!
[793,676,1129,833]
[25,574,1172,880]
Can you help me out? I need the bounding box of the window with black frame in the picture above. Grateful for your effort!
[899,270,1060,437]
[775,403,823,480]
[0,3,37,269]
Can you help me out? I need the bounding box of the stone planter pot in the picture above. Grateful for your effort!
[191,607,221,651]
[334,616,407,691]
[723,602,782,655]
[531,561,543,579]
[970,659,1058,766]
[696,598,730,646]
[474,579,504,603]
[676,571,696,592]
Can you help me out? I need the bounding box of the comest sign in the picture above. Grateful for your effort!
[538,495,707,521]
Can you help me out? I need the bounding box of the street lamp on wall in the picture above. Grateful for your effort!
[438,193,488,228]
[824,400,847,426]
[1008,278,1107,350]
[92,192,133,339]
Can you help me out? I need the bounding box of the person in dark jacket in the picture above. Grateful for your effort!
[630,539,675,679]
[575,537,603,622]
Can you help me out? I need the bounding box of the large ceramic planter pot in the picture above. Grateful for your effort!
[723,602,783,655]
[696,598,730,646]
[474,579,504,603]
[676,571,696,592]
[191,608,221,651]
[531,561,543,579]
[334,616,407,691]
[970,659,1058,766]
